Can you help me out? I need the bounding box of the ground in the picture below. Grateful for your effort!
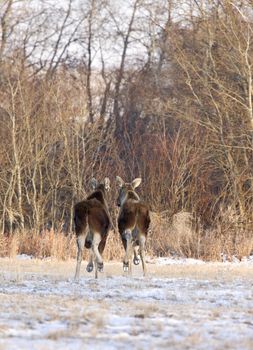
[0,256,253,350]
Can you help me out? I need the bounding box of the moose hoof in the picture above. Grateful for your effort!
[123,262,129,272]
[98,262,104,272]
[86,263,93,273]
[133,257,140,265]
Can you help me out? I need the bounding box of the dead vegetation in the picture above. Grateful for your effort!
[0,229,124,261]
[0,0,252,261]
[1,208,252,262]
[148,210,253,261]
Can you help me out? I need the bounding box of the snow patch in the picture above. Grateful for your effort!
[15,254,33,260]
[148,257,206,265]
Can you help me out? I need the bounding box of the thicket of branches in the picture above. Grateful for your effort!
[0,0,252,259]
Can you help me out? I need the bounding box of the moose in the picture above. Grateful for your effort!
[73,177,111,280]
[116,176,150,276]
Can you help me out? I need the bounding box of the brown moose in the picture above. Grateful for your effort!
[73,177,111,279]
[116,176,150,276]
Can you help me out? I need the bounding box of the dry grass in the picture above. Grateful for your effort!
[0,230,77,260]
[0,228,123,261]
[0,208,252,262]
[148,210,253,261]
[148,211,200,258]
[202,207,253,261]
[1,256,253,281]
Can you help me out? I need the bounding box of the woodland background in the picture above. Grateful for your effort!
[0,0,252,260]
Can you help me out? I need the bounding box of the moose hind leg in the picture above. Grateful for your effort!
[123,229,132,273]
[86,249,94,273]
[132,229,140,265]
[133,245,140,265]
[139,235,147,277]
[74,235,85,280]
[92,233,103,279]
[85,231,94,272]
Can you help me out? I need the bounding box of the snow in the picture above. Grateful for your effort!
[149,256,253,266]
[16,254,33,260]
[0,258,253,349]
[148,256,207,265]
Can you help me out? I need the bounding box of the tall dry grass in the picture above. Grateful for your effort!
[0,208,252,261]
[0,230,76,260]
[148,209,253,261]
[0,228,123,261]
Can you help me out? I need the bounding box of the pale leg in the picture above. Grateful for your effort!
[92,233,103,279]
[139,236,147,277]
[133,244,140,265]
[123,229,132,274]
[74,235,85,280]
[86,249,94,273]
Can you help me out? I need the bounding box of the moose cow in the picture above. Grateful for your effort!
[74,177,111,279]
[116,176,150,276]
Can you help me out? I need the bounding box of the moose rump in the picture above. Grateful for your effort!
[118,201,150,251]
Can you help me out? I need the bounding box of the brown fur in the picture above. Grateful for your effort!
[74,198,110,252]
[74,179,111,279]
[118,201,150,245]
[116,177,150,276]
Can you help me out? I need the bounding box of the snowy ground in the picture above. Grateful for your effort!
[0,257,253,350]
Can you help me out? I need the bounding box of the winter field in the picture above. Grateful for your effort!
[0,256,253,350]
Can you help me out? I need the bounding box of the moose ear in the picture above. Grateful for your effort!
[104,177,110,191]
[116,176,124,188]
[90,177,97,190]
[131,178,142,189]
